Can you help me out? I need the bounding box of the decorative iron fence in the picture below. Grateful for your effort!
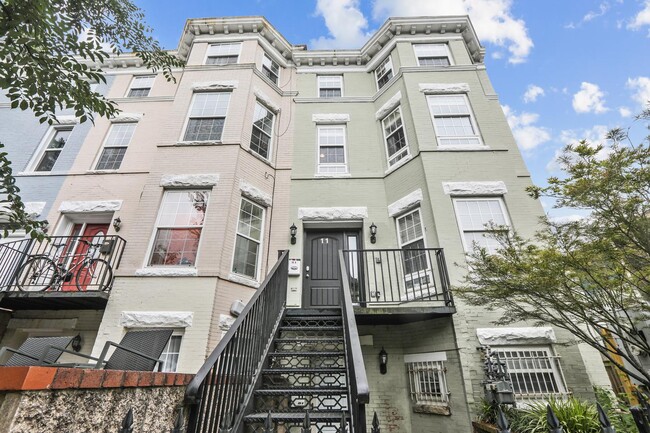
[0,235,126,292]
[339,251,370,433]
[341,248,453,307]
[184,251,289,433]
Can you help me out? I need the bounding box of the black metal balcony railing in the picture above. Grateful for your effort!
[341,248,453,307]
[0,235,126,292]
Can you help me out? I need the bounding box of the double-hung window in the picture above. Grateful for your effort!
[95,123,136,170]
[232,198,264,279]
[427,95,482,147]
[414,44,452,66]
[149,190,209,266]
[396,209,431,291]
[262,54,280,85]
[205,42,241,65]
[159,335,182,372]
[375,56,393,90]
[127,75,155,97]
[382,106,409,166]
[453,198,509,253]
[317,125,347,175]
[318,76,343,98]
[405,353,449,405]
[494,346,568,402]
[250,102,275,159]
[32,127,73,172]
[183,92,231,142]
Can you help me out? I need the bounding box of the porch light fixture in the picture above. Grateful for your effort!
[369,223,377,244]
[112,217,122,232]
[379,347,388,374]
[290,223,297,245]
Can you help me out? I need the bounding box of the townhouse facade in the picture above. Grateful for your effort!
[0,15,611,433]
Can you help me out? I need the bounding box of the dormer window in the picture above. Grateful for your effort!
[205,43,241,65]
[414,44,452,66]
[375,56,393,90]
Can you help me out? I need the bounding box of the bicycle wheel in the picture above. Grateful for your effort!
[16,257,58,291]
[75,258,113,291]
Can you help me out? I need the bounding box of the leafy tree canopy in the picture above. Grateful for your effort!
[457,109,650,386]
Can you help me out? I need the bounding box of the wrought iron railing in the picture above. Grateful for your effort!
[342,248,453,307]
[338,250,370,433]
[0,235,126,292]
[184,251,289,433]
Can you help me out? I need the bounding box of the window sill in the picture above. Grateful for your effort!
[173,140,223,147]
[135,267,198,277]
[227,273,260,288]
[86,169,119,174]
[412,403,451,416]
[314,173,351,178]
[435,145,490,151]
[385,154,412,174]
[16,171,68,177]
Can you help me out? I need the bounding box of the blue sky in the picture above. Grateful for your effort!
[135,0,650,218]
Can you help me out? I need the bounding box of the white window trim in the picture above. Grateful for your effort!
[231,197,266,281]
[405,352,450,405]
[452,197,511,253]
[382,106,410,167]
[203,42,242,65]
[395,208,433,299]
[143,190,210,268]
[317,75,344,98]
[250,100,275,160]
[261,53,280,86]
[25,125,74,173]
[493,345,569,402]
[92,122,137,171]
[178,92,232,143]
[316,124,348,176]
[427,94,484,148]
[126,75,156,98]
[413,43,454,66]
[375,56,394,91]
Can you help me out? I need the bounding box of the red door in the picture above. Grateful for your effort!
[61,224,109,291]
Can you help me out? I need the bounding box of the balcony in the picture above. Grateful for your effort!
[341,248,455,324]
[0,235,126,310]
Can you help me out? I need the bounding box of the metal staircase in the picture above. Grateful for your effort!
[243,308,350,432]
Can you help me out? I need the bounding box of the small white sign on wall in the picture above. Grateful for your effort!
[288,258,301,276]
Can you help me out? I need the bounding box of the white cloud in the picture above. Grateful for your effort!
[626,76,650,108]
[628,0,650,35]
[572,82,609,114]
[565,2,611,28]
[310,0,373,49]
[523,84,544,103]
[371,0,533,64]
[619,106,632,117]
[502,105,551,151]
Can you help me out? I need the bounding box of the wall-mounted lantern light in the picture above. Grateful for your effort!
[112,217,122,232]
[290,223,297,245]
[370,222,378,244]
[379,347,388,374]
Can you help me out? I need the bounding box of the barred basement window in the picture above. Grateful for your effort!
[414,44,452,66]
[250,102,275,159]
[405,353,449,405]
[183,92,231,141]
[205,43,241,65]
[127,75,155,97]
[494,346,568,402]
[375,56,393,90]
[95,123,136,170]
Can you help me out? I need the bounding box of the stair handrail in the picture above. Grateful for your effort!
[339,250,370,433]
[184,250,290,433]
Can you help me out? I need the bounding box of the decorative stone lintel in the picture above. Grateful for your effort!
[254,87,281,113]
[442,181,507,196]
[111,113,143,123]
[387,189,423,217]
[59,200,122,213]
[298,207,368,221]
[240,181,272,207]
[23,202,46,218]
[135,267,198,277]
[227,273,260,288]
[312,113,350,123]
[375,91,402,120]
[54,115,79,125]
[191,81,238,91]
[419,83,470,94]
[476,327,557,346]
[160,174,219,188]
[119,311,193,328]
[219,314,236,332]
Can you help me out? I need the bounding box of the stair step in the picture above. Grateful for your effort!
[285,308,342,316]
[275,337,343,342]
[279,326,342,331]
[283,315,342,321]
[269,351,344,357]
[244,412,349,422]
[262,367,346,374]
[255,388,348,395]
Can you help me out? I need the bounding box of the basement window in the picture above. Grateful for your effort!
[405,352,450,413]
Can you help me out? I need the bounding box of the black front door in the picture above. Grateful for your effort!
[303,230,359,308]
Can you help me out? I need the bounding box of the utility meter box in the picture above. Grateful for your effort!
[288,258,301,276]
